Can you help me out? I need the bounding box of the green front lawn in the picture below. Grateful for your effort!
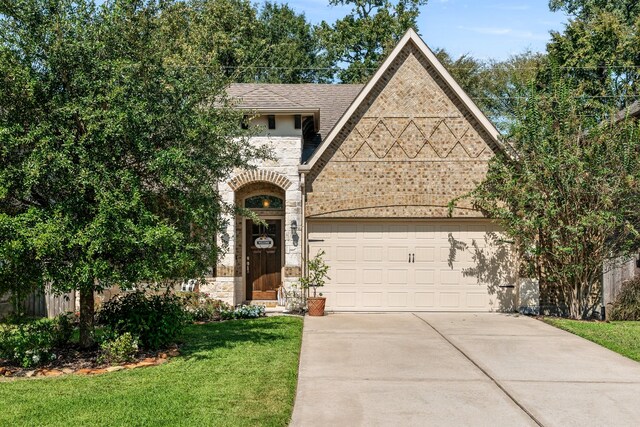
[543,318,640,362]
[0,316,303,427]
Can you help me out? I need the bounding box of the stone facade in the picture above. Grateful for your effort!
[201,133,303,305]
[306,42,498,219]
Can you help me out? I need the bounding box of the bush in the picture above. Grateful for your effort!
[0,313,74,368]
[178,292,231,322]
[220,304,266,320]
[609,276,640,320]
[98,291,188,349]
[98,332,139,365]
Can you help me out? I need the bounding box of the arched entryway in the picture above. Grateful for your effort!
[234,182,286,302]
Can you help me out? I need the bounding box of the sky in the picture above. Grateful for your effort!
[286,0,569,61]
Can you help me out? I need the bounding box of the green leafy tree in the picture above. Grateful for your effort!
[160,0,329,83]
[546,0,640,112]
[462,72,640,319]
[318,0,428,83]
[0,0,264,346]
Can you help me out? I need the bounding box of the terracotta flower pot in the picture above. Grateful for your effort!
[307,296,326,316]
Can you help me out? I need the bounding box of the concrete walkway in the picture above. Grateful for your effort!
[290,313,640,427]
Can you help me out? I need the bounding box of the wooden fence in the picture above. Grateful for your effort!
[603,254,640,318]
[23,286,76,318]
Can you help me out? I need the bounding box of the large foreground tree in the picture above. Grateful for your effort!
[0,0,263,346]
[464,73,640,319]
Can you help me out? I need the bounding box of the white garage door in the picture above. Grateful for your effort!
[307,221,515,311]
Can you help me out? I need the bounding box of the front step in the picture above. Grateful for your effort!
[246,300,279,308]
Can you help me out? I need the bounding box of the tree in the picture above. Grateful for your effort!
[317,0,428,83]
[463,72,640,319]
[0,0,264,346]
[252,2,331,83]
[160,0,329,83]
[546,0,640,113]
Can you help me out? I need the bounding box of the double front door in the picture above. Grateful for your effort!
[246,219,282,300]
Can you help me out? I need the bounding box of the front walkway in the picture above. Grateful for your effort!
[290,313,640,427]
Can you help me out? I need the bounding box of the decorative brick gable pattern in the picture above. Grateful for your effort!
[306,43,496,218]
[228,170,293,191]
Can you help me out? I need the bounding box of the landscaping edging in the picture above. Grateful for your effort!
[0,348,180,379]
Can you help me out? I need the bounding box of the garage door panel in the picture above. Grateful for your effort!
[414,246,436,263]
[336,245,357,261]
[415,292,435,307]
[388,292,408,307]
[362,268,384,285]
[388,246,409,263]
[362,292,383,308]
[415,269,436,285]
[336,292,357,308]
[387,269,408,285]
[363,246,384,262]
[308,221,515,312]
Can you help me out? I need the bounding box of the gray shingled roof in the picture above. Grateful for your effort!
[227,83,364,141]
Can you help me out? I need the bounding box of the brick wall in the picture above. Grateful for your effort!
[306,42,497,219]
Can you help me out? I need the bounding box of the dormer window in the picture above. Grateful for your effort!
[267,115,276,130]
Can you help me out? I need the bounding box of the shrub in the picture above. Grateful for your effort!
[0,313,74,368]
[97,332,139,365]
[609,276,640,320]
[178,292,231,322]
[220,304,266,320]
[98,291,188,349]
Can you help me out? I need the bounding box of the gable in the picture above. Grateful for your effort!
[304,37,498,219]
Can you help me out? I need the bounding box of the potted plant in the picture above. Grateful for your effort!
[301,250,330,316]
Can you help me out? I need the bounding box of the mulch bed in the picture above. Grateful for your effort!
[0,346,180,379]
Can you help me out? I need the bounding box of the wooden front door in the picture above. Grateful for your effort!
[246,219,282,300]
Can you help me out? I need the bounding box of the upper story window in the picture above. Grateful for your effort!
[245,195,283,209]
[267,115,276,130]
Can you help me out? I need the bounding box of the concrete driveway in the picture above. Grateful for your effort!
[290,313,640,427]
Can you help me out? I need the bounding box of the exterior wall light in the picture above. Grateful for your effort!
[291,219,298,233]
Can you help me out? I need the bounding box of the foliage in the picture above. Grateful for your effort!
[546,0,640,113]
[0,0,264,346]
[300,250,331,298]
[543,317,640,362]
[317,0,428,83]
[160,0,330,83]
[609,276,640,321]
[0,313,74,368]
[97,332,139,365]
[178,291,231,321]
[463,71,640,319]
[220,304,266,320]
[97,291,188,349]
[0,317,303,427]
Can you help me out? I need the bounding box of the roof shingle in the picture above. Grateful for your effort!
[227,83,364,141]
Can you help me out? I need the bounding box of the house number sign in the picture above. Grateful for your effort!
[255,236,274,249]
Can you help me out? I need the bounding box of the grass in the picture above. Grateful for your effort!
[543,318,640,362]
[0,316,303,427]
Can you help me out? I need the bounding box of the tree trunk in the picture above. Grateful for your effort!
[79,285,95,348]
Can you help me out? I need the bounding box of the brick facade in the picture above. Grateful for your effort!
[306,42,497,219]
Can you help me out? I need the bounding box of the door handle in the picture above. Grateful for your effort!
[408,254,411,263]
[412,254,415,263]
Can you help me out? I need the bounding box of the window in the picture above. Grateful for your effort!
[245,195,283,209]
[241,115,249,130]
[294,115,302,129]
[268,115,276,130]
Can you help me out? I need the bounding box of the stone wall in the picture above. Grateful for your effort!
[204,136,303,304]
[306,42,497,219]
